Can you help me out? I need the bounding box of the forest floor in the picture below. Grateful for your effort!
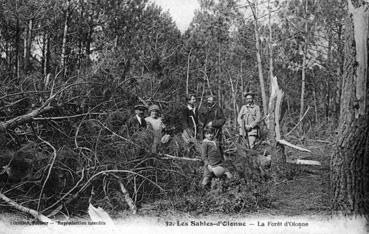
[0,137,333,223]
[131,137,333,219]
[258,139,332,217]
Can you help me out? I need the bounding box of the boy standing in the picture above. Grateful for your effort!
[201,127,232,188]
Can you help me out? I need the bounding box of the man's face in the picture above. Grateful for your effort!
[207,96,214,106]
[246,95,253,105]
[188,96,196,105]
[135,109,144,117]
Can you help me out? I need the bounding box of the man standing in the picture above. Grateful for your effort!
[237,92,261,149]
[182,94,199,139]
[202,94,226,142]
[126,104,147,136]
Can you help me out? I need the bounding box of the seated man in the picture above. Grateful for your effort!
[237,91,261,149]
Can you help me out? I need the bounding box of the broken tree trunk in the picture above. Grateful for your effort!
[268,76,286,180]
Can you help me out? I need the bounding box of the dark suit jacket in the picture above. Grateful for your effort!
[126,115,147,136]
[202,104,226,129]
[182,106,199,132]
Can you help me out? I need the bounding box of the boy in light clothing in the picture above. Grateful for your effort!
[201,127,232,188]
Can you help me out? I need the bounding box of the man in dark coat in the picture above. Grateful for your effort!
[201,95,226,142]
[126,104,147,136]
[182,94,199,139]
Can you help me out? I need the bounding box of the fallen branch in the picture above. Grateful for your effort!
[0,82,86,133]
[161,153,201,162]
[286,106,311,136]
[42,169,85,215]
[118,181,137,214]
[0,192,52,222]
[37,137,57,211]
[287,159,321,166]
[308,139,333,144]
[295,159,321,166]
[78,169,165,195]
[33,112,107,120]
[93,119,142,149]
[138,96,149,108]
[277,139,311,152]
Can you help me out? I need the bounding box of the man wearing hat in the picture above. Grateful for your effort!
[237,91,261,149]
[126,104,147,136]
[182,94,199,139]
[145,104,165,153]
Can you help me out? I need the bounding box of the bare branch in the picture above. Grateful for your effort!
[161,153,201,162]
[42,169,85,215]
[286,106,312,136]
[0,82,91,133]
[0,192,52,223]
[37,137,57,211]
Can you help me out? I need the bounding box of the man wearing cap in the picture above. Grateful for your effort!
[237,92,261,149]
[145,104,165,153]
[126,104,147,136]
[182,94,199,139]
[201,94,226,142]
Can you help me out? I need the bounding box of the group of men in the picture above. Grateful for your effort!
[182,91,262,188]
[126,92,262,150]
[182,92,261,149]
[125,92,262,188]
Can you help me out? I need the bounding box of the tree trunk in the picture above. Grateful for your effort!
[6,41,11,73]
[61,7,70,72]
[24,19,33,73]
[15,18,20,80]
[240,61,244,95]
[86,14,94,56]
[217,43,222,108]
[44,34,50,77]
[186,49,192,96]
[268,0,273,82]
[251,0,268,116]
[299,0,308,132]
[313,87,318,123]
[335,24,344,121]
[327,24,333,121]
[331,0,369,215]
[229,74,237,129]
[325,79,330,120]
